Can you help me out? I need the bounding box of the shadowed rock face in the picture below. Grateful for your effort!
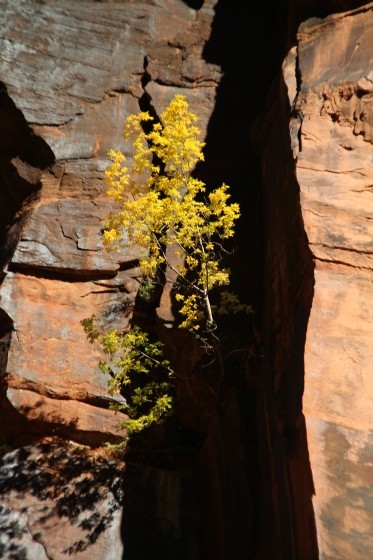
[0,82,55,268]
[0,441,124,559]
[0,0,372,558]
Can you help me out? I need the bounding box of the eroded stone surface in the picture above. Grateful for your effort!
[2,272,136,397]
[0,2,219,554]
[290,6,373,559]
[7,387,127,445]
[1,0,372,558]
[0,441,124,559]
[0,0,219,444]
[10,199,140,276]
[1,271,133,442]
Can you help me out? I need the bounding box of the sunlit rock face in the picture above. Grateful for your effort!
[0,0,217,446]
[285,6,373,559]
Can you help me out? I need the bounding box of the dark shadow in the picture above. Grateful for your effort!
[0,309,12,378]
[120,425,202,560]
[179,0,204,8]
[120,2,289,559]
[191,3,289,557]
[120,1,370,558]
[0,441,123,558]
[0,82,55,268]
[194,1,291,313]
[252,70,318,559]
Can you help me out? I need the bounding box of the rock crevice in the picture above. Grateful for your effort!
[0,1,372,559]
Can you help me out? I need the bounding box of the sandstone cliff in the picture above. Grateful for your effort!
[0,1,372,559]
[295,8,373,559]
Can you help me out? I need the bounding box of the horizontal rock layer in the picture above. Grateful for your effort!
[0,0,216,444]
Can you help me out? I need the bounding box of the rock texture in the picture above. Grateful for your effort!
[0,0,214,445]
[0,1,222,558]
[292,6,373,559]
[0,0,372,559]
[256,54,318,560]
[0,441,124,559]
[253,3,373,560]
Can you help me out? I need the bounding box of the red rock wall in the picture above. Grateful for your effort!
[256,5,373,559]
[292,6,373,559]
[0,2,226,558]
[0,0,216,446]
[0,1,372,559]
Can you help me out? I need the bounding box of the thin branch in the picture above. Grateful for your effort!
[199,237,214,326]
[129,346,174,376]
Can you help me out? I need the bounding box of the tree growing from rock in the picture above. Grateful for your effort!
[83,95,248,434]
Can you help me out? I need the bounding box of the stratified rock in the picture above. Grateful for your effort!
[0,0,217,445]
[2,270,137,384]
[1,271,135,442]
[288,6,373,559]
[0,1,220,557]
[10,199,140,277]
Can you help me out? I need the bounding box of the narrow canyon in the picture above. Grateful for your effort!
[0,1,372,558]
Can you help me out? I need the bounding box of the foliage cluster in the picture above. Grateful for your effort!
[83,95,249,435]
[103,94,243,336]
[82,317,174,434]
